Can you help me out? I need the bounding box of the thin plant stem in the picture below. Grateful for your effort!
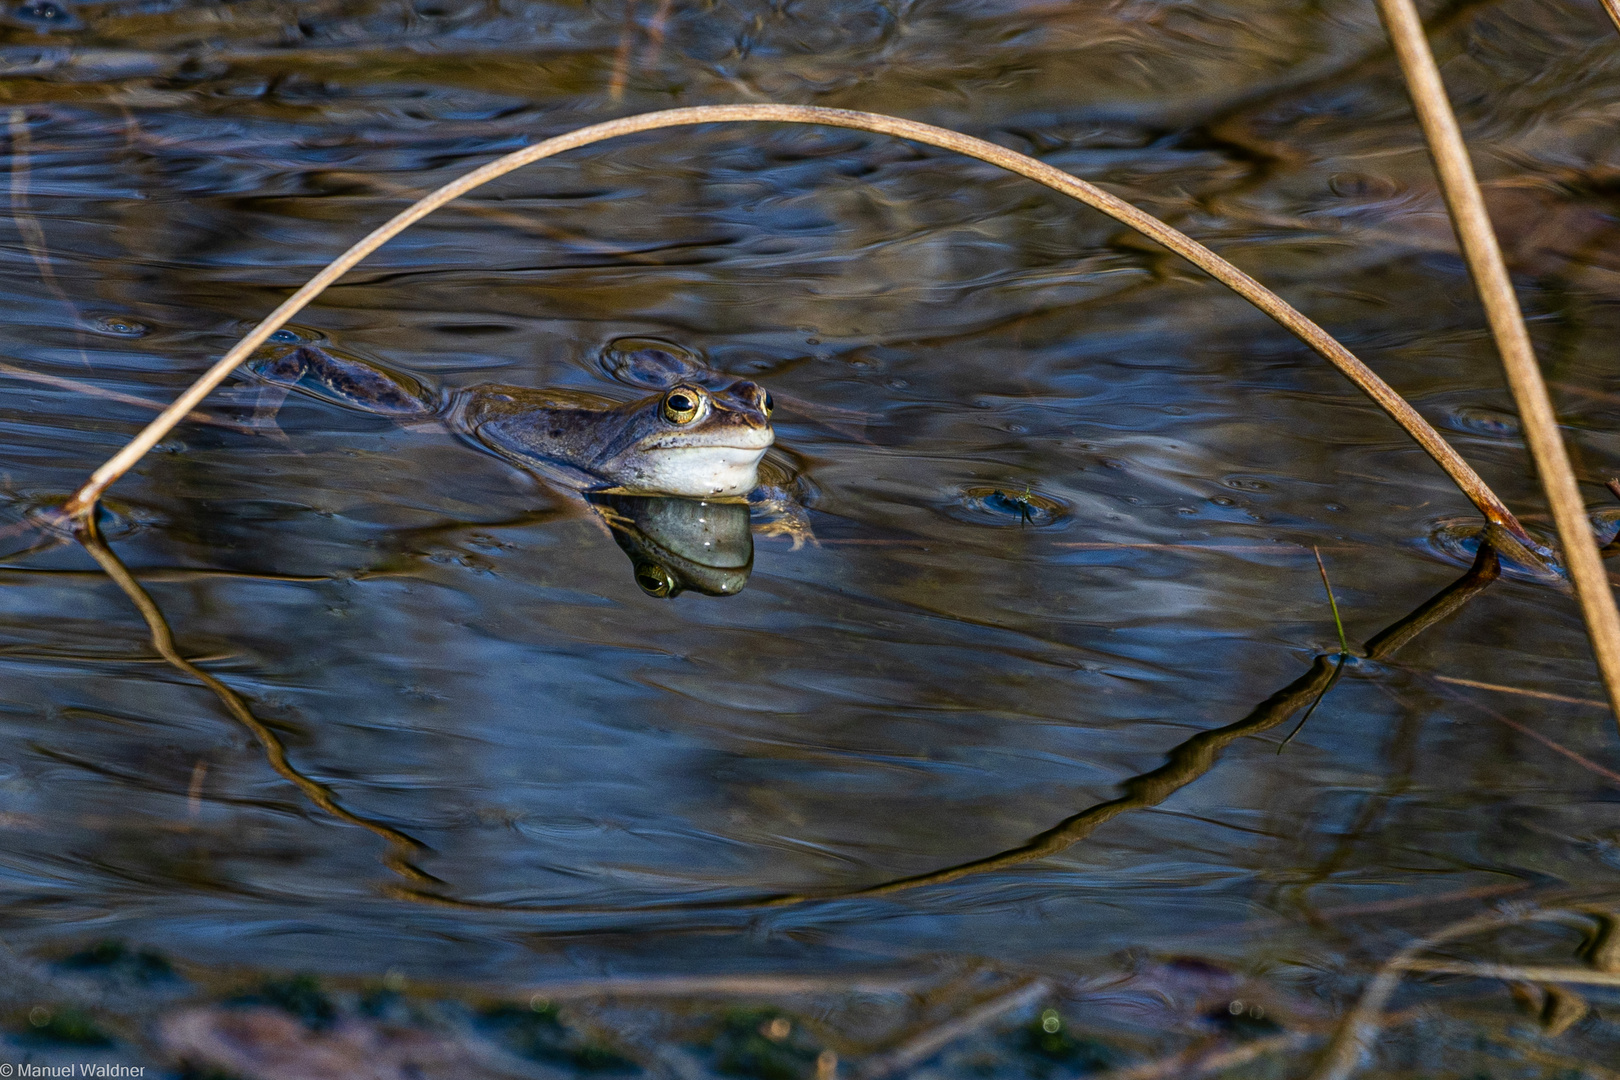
[58,105,1529,550]
[1373,0,1620,727]
[1429,674,1606,708]
[1279,547,1350,751]
[0,360,255,433]
[1316,546,1350,654]
[1604,0,1620,34]
[858,981,1050,1080]
[1425,680,1620,786]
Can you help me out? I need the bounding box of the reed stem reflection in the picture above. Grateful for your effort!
[382,547,1507,915]
[751,544,1504,907]
[75,511,438,886]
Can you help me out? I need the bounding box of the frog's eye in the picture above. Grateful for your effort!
[762,391,774,417]
[662,389,700,424]
[634,562,676,598]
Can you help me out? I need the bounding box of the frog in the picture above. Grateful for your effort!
[246,338,813,550]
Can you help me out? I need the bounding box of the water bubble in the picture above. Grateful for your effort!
[1328,172,1397,199]
[947,485,1069,529]
[92,315,149,337]
[243,322,323,345]
[1224,476,1270,491]
[5,493,161,543]
[600,337,706,388]
[1444,405,1520,438]
[13,0,73,25]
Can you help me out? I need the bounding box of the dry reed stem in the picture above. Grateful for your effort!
[858,980,1050,1080]
[1373,0,1620,726]
[1429,674,1607,708]
[513,971,929,1000]
[1305,906,1613,1080]
[1604,0,1620,34]
[1396,960,1620,985]
[1427,684,1620,785]
[1098,1033,1314,1080]
[59,106,1526,547]
[75,514,435,885]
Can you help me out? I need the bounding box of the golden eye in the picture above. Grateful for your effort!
[662,389,700,424]
[762,391,774,417]
[634,563,676,598]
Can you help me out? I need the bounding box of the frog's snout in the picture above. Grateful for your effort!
[716,379,771,420]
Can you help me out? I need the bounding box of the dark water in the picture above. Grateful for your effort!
[3,0,1620,1072]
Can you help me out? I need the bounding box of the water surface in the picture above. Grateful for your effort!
[3,0,1620,1071]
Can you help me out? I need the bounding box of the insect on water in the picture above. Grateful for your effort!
[992,483,1038,526]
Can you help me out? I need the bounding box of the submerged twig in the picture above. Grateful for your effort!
[59,105,1529,551]
[858,980,1050,1080]
[1374,0,1620,726]
[1397,959,1620,986]
[1429,674,1606,708]
[7,109,90,369]
[321,169,664,264]
[607,0,637,101]
[640,0,676,68]
[1426,683,1620,786]
[1306,905,1620,1080]
[75,513,436,885]
[0,360,256,433]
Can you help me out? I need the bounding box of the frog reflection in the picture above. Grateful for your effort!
[591,492,753,598]
[249,340,810,548]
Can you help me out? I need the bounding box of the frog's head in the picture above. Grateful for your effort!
[601,378,775,498]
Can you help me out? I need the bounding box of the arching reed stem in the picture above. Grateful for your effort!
[1372,0,1620,726]
[58,106,1528,550]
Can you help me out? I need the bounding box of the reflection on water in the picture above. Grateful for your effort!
[591,493,754,599]
[1,0,1620,1072]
